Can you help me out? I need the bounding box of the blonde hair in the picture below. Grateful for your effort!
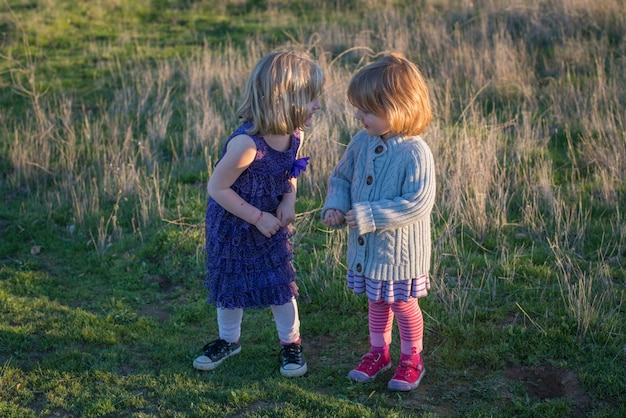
[347,52,432,136]
[237,51,324,136]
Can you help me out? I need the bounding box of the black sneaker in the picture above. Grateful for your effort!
[193,339,241,371]
[279,343,307,377]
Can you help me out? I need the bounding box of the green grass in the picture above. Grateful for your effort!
[1,0,625,417]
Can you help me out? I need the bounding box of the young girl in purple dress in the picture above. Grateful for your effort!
[193,51,323,378]
[322,52,435,391]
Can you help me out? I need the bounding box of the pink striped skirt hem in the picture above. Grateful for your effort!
[347,270,430,303]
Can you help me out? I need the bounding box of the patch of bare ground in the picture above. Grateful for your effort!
[230,401,280,418]
[137,302,171,323]
[504,365,591,416]
[397,381,456,417]
[305,334,336,366]
[143,273,175,293]
[138,274,176,322]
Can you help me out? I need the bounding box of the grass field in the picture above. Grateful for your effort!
[1,0,625,417]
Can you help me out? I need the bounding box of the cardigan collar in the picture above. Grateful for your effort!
[367,133,416,155]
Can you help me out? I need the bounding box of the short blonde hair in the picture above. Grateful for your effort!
[347,52,432,136]
[237,51,324,136]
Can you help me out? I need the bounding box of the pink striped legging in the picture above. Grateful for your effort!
[368,298,424,355]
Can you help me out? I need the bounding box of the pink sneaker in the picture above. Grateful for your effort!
[387,355,425,391]
[348,351,392,383]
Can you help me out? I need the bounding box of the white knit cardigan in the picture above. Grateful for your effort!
[322,130,436,281]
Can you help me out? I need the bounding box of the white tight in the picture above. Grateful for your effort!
[216,307,243,343]
[217,298,300,344]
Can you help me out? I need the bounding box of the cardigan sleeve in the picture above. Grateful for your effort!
[321,134,363,219]
[353,139,436,235]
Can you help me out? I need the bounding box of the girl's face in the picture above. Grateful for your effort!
[304,97,322,128]
[355,109,391,140]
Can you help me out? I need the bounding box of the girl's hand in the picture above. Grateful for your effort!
[323,209,345,227]
[276,200,296,227]
[344,210,357,229]
[254,211,282,238]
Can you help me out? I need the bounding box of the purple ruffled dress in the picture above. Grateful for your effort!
[204,122,306,310]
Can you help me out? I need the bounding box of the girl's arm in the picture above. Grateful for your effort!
[208,134,281,237]
[276,177,297,227]
[276,129,304,227]
[322,132,365,222]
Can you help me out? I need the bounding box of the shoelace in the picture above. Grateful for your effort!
[358,353,384,372]
[394,359,421,380]
[281,344,303,364]
[204,340,230,358]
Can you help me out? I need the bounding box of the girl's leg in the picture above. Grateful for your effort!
[348,299,394,382]
[368,299,394,351]
[193,308,243,371]
[271,298,307,377]
[270,297,300,344]
[387,298,425,391]
[217,307,244,343]
[390,298,423,357]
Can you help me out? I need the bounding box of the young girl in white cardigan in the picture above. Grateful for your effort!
[322,52,436,391]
